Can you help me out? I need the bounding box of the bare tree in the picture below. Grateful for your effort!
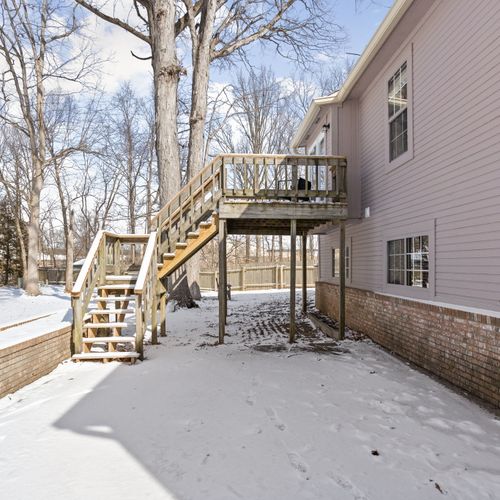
[74,0,199,205]
[0,0,96,294]
[45,92,101,291]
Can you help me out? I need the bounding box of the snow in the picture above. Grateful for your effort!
[1,290,499,500]
[0,285,71,329]
[0,308,72,350]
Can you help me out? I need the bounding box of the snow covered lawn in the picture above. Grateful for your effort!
[0,285,70,330]
[0,291,499,500]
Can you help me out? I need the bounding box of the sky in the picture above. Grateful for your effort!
[82,0,393,98]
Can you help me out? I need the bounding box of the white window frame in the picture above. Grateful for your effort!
[382,220,435,299]
[385,44,414,173]
[331,237,352,285]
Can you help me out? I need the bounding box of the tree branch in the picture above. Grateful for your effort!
[75,0,151,44]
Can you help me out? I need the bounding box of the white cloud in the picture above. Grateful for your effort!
[80,14,153,97]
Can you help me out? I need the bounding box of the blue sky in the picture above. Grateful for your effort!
[211,0,393,85]
[83,0,392,96]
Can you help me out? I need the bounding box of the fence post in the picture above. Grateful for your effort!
[241,266,246,291]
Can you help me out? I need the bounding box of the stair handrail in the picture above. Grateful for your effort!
[71,230,106,298]
[152,155,222,231]
[134,231,157,295]
[133,231,158,358]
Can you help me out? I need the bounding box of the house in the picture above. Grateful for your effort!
[292,0,500,408]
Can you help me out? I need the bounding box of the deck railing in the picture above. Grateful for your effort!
[151,154,347,255]
[220,154,347,201]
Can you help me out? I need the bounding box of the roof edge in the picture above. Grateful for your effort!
[291,0,414,149]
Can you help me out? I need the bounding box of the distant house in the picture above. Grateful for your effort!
[292,0,500,407]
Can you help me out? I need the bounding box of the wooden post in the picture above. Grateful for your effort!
[160,292,167,337]
[289,219,297,343]
[135,294,144,359]
[339,220,346,340]
[218,218,227,344]
[302,233,307,315]
[241,266,246,291]
[113,240,121,275]
[72,296,83,355]
[151,291,158,345]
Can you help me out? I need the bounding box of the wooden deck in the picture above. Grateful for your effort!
[71,153,348,362]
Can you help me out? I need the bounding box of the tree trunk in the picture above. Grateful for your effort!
[64,209,74,293]
[186,0,217,179]
[184,0,217,300]
[25,163,42,295]
[149,0,181,206]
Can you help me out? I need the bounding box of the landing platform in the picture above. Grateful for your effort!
[219,200,347,235]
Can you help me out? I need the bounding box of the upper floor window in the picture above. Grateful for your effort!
[388,62,408,161]
[387,235,429,288]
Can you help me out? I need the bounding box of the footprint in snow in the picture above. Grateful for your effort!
[328,473,367,500]
[455,420,485,435]
[246,392,256,406]
[288,452,308,475]
[265,407,287,431]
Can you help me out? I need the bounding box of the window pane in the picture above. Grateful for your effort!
[422,271,429,288]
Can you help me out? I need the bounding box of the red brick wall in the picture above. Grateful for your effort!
[316,281,500,408]
[0,326,71,399]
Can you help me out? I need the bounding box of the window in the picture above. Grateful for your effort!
[345,245,351,280]
[332,248,340,277]
[388,62,408,161]
[387,236,429,288]
[332,246,350,279]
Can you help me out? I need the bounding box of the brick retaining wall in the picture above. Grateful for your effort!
[316,281,500,408]
[0,326,71,399]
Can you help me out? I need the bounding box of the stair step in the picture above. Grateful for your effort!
[98,284,135,290]
[93,296,135,302]
[187,231,199,238]
[88,309,133,315]
[84,322,128,329]
[73,352,140,360]
[82,336,135,343]
[176,242,188,249]
[163,253,176,260]
[106,275,137,282]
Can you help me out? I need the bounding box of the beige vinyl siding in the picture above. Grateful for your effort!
[320,0,500,311]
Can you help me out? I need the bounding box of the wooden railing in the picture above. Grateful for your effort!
[152,157,223,256]
[151,153,347,256]
[133,231,160,357]
[220,154,347,201]
[71,231,149,355]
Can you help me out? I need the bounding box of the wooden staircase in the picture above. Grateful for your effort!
[71,153,348,362]
[73,273,138,362]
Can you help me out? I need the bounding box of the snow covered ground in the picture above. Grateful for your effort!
[0,290,499,500]
[0,285,70,329]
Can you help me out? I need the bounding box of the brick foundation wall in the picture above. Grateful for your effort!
[0,326,71,399]
[316,281,500,408]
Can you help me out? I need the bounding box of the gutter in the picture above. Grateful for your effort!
[291,0,414,149]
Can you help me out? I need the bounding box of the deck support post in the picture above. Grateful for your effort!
[218,218,227,344]
[159,279,167,337]
[302,233,307,315]
[290,219,297,343]
[339,220,346,340]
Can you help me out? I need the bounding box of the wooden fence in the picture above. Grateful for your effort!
[199,264,318,291]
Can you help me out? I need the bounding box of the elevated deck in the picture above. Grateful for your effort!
[71,153,348,363]
[217,153,347,234]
